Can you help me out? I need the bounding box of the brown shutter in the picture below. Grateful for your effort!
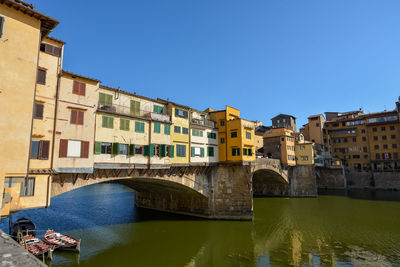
[37,69,46,85]
[73,81,80,94]
[39,140,50,160]
[70,109,77,124]
[54,47,62,57]
[80,82,86,96]
[78,111,84,125]
[35,103,44,119]
[59,139,68,158]
[0,17,4,39]
[45,44,53,54]
[81,141,89,158]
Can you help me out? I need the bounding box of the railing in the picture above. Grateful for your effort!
[98,103,171,123]
[191,119,216,128]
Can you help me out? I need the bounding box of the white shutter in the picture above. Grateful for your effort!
[67,140,81,157]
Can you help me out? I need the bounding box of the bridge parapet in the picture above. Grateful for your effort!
[254,158,288,183]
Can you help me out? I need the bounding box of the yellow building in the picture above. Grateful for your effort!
[295,141,314,165]
[209,106,256,162]
[94,86,172,168]
[0,1,58,215]
[263,128,296,166]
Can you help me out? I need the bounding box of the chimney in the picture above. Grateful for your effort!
[396,96,400,112]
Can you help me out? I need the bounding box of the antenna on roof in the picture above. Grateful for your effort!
[115,86,120,99]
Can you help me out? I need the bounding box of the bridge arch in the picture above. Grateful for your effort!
[251,159,289,197]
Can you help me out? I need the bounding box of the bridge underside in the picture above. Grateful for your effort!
[252,169,289,197]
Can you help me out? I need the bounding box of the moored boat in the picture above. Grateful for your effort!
[10,217,36,240]
[20,235,54,260]
[43,230,81,252]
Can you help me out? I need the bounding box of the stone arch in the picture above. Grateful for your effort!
[251,161,289,197]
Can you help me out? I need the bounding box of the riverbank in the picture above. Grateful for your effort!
[0,229,45,266]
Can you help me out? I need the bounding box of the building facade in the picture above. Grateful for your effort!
[263,128,296,166]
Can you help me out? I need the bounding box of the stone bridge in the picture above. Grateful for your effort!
[49,159,316,220]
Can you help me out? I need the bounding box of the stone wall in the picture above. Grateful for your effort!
[316,167,345,189]
[288,165,317,197]
[372,172,400,190]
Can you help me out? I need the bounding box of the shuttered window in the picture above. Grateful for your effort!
[182,127,188,134]
[120,118,130,131]
[192,129,203,137]
[208,132,217,139]
[208,147,214,157]
[102,116,114,129]
[246,132,251,139]
[33,103,44,119]
[154,122,161,133]
[130,100,140,116]
[0,16,4,39]
[70,109,84,125]
[135,121,145,133]
[59,139,68,158]
[176,145,186,157]
[164,124,170,135]
[170,145,174,158]
[39,140,50,160]
[37,69,46,85]
[67,140,81,157]
[174,126,181,133]
[81,141,89,158]
[99,93,113,106]
[73,81,86,96]
[40,43,62,57]
[175,108,188,118]
[153,105,163,114]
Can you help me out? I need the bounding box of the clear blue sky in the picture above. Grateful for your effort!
[31,0,400,127]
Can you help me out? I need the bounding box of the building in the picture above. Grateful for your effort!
[209,106,256,162]
[190,109,219,165]
[306,114,325,145]
[94,86,172,169]
[271,114,296,132]
[295,141,314,165]
[0,0,58,215]
[263,127,296,166]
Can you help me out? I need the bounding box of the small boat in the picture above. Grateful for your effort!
[10,217,36,240]
[43,230,81,252]
[20,235,54,260]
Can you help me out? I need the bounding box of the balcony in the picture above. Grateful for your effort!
[98,103,171,123]
[191,118,216,128]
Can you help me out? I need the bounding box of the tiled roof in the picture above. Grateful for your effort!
[62,70,101,83]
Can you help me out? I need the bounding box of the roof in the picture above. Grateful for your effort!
[1,0,59,37]
[46,36,66,44]
[157,98,191,110]
[272,113,296,120]
[62,70,101,83]
[308,114,324,119]
[100,85,165,105]
[327,109,397,122]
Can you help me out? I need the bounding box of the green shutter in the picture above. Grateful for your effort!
[120,119,129,131]
[200,147,204,157]
[164,124,170,135]
[129,144,135,155]
[130,100,140,116]
[135,121,145,133]
[208,147,214,157]
[160,144,166,157]
[95,142,101,154]
[112,143,119,155]
[191,147,195,157]
[243,148,247,156]
[99,93,105,106]
[248,149,252,156]
[144,145,149,156]
[149,144,154,157]
[170,145,174,158]
[154,122,160,133]
[102,116,107,128]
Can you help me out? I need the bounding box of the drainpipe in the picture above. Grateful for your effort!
[188,109,192,165]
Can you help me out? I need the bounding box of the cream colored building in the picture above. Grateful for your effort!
[0,1,58,215]
[53,71,100,173]
[94,86,172,168]
[263,128,296,166]
[295,141,314,165]
[190,110,218,164]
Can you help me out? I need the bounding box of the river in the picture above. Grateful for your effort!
[1,183,400,266]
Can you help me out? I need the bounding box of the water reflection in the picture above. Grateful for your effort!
[0,184,399,266]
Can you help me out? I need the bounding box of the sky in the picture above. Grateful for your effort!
[30,0,400,127]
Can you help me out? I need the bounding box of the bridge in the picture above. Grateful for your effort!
[48,159,317,220]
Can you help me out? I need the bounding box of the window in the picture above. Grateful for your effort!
[153,105,163,114]
[135,121,145,133]
[101,142,112,154]
[154,122,161,133]
[373,127,377,132]
[246,132,251,139]
[344,138,348,143]
[376,153,380,159]
[119,144,128,155]
[99,93,113,106]
[373,136,378,141]
[378,117,387,122]
[130,100,140,116]
[300,145,305,150]
[4,177,35,197]
[120,118,130,131]
[73,81,86,96]
[361,129,365,133]
[391,135,396,139]
[208,132,217,139]
[182,127,189,134]
[383,144,388,149]
[59,139,89,158]
[153,144,161,157]
[393,144,397,149]
[362,137,366,141]
[364,154,368,159]
[394,153,399,159]
[352,155,360,159]
[175,108,188,118]
[301,156,308,161]
[363,147,368,152]
[220,120,225,126]
[176,145,186,157]
[243,148,247,156]
[390,126,395,130]
[388,116,397,121]
[247,148,253,156]
[220,138,225,144]
[71,109,84,125]
[102,116,113,128]
[382,135,387,140]
[174,126,181,133]
[208,147,214,157]
[231,131,237,138]
[40,43,61,57]
[381,127,386,131]
[164,124,170,135]
[191,147,202,157]
[0,16,5,39]
[352,137,356,142]
[232,148,240,156]
[369,118,377,123]
[384,153,391,159]
[33,103,44,119]
[135,145,144,155]
[30,140,50,160]
[374,145,379,149]
[192,129,203,137]
[37,69,46,85]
